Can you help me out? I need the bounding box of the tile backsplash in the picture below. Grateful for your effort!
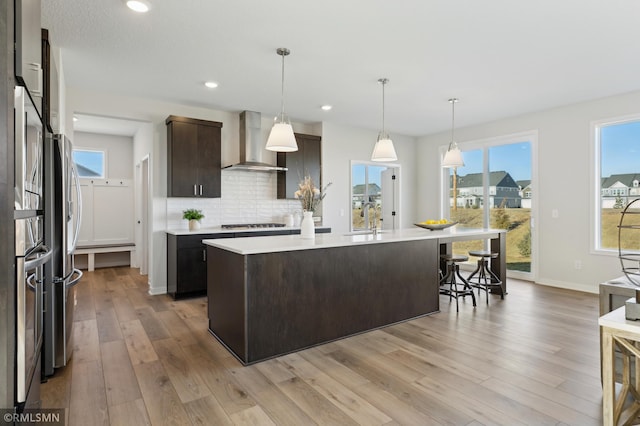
[167,170,304,229]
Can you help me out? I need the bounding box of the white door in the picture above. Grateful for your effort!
[381,168,399,230]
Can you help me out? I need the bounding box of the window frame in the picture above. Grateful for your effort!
[590,113,640,255]
[73,148,107,179]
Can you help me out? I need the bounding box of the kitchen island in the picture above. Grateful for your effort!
[204,227,506,364]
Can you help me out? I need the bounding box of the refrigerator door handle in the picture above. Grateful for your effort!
[65,268,83,289]
[24,245,52,271]
[70,160,82,253]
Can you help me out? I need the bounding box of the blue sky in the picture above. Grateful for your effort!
[454,141,532,182]
[601,121,640,176]
[352,164,387,186]
[73,150,104,176]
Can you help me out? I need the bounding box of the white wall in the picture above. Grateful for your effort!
[321,122,417,234]
[73,132,133,178]
[417,90,640,293]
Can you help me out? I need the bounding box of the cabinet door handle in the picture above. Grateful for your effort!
[199,185,203,196]
[202,248,206,262]
[193,184,197,196]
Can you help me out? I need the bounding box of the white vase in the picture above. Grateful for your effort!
[189,219,201,231]
[300,211,315,239]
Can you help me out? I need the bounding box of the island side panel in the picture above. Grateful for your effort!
[490,230,507,294]
[207,246,247,361]
[244,239,439,363]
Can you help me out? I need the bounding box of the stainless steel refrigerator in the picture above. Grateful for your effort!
[43,133,83,376]
[14,85,52,410]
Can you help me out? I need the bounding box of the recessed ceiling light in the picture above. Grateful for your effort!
[321,105,332,111]
[126,0,151,13]
[204,81,218,89]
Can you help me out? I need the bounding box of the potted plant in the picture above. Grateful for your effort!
[183,208,204,231]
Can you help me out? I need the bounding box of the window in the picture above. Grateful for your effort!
[593,117,640,251]
[73,149,105,178]
[444,134,535,277]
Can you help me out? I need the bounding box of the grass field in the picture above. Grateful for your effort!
[601,208,640,250]
[449,208,532,271]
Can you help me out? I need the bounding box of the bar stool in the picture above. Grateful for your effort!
[439,254,476,312]
[467,250,503,304]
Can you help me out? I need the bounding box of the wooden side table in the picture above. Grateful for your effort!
[599,307,640,425]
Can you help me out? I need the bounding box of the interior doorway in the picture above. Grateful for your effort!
[136,155,150,275]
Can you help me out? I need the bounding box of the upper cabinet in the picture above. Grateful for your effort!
[15,0,43,115]
[277,133,322,199]
[166,115,223,198]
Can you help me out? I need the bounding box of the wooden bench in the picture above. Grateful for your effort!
[75,243,136,271]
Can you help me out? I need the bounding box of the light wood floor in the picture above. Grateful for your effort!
[41,266,603,425]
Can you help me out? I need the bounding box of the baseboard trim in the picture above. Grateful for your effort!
[534,278,598,294]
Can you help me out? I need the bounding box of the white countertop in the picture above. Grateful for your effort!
[166,225,331,236]
[203,227,505,255]
[599,306,640,333]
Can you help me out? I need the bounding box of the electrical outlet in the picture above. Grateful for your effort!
[574,260,582,270]
[552,209,559,218]
[340,208,344,217]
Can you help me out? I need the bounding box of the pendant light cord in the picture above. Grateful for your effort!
[382,81,385,134]
[280,51,285,117]
[275,48,290,120]
[378,78,389,135]
[448,98,458,150]
[451,100,455,142]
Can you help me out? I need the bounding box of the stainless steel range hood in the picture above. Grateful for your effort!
[223,111,287,172]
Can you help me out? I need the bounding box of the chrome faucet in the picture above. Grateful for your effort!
[361,202,378,235]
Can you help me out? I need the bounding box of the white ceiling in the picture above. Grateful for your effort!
[41,0,640,137]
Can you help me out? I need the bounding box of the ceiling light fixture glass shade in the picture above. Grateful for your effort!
[442,145,464,167]
[126,0,151,13]
[266,48,298,152]
[442,98,465,168]
[266,115,297,152]
[371,78,397,162]
[371,133,397,162]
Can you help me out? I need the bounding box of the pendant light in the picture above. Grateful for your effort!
[371,78,397,162]
[266,48,298,152]
[442,98,464,168]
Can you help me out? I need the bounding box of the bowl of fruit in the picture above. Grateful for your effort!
[414,219,458,231]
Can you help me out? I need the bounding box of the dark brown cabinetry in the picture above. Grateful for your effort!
[277,133,321,199]
[167,233,234,299]
[167,228,331,299]
[166,115,222,198]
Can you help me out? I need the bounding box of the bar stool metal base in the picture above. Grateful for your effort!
[467,250,503,304]
[439,254,476,312]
